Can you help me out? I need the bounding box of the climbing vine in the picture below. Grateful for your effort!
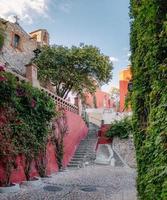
[130,0,167,199]
[51,110,68,170]
[0,66,56,185]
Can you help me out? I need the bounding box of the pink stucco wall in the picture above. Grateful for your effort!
[85,89,112,108]
[0,111,88,184]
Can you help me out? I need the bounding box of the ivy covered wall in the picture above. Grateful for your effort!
[0,66,88,185]
[130,0,167,199]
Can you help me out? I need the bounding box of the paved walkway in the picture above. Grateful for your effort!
[0,124,137,200]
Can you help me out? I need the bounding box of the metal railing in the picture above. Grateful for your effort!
[6,68,79,114]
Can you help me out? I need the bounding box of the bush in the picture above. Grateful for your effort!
[106,117,133,139]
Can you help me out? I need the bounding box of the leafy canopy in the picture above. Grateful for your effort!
[34,45,113,98]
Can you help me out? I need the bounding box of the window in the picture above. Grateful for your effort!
[13,34,20,48]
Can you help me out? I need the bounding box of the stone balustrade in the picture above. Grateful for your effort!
[6,64,79,114]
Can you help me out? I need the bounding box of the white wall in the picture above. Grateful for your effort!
[86,108,132,125]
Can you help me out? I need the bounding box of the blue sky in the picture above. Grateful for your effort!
[0,0,131,91]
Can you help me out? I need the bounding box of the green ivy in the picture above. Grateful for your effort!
[130,0,167,199]
[0,70,56,183]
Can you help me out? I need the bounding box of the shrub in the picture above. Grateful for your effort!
[106,117,133,139]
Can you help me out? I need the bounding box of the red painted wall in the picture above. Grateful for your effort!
[85,89,112,108]
[0,111,88,184]
[63,111,88,166]
[119,80,128,112]
[119,67,132,112]
[95,124,112,151]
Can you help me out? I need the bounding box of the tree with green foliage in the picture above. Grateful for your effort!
[130,0,167,199]
[34,45,113,99]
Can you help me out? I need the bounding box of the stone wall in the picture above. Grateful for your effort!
[112,136,137,168]
[0,18,37,75]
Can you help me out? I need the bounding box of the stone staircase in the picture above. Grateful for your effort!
[67,122,127,169]
[67,123,99,168]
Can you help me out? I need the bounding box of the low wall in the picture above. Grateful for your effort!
[86,108,132,126]
[0,111,88,183]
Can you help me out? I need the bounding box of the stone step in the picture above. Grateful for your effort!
[77,148,93,151]
[70,158,82,162]
[75,149,87,152]
[79,148,95,151]
[73,154,85,157]
[68,163,81,167]
[72,158,83,160]
[79,143,95,146]
[70,158,84,162]
[74,151,86,154]
[69,161,81,165]
[73,154,84,157]
[67,125,98,169]
[75,151,87,154]
[67,163,81,168]
[74,155,86,157]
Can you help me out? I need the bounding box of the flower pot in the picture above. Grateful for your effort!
[0,183,20,193]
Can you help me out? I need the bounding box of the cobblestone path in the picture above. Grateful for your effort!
[0,124,137,200]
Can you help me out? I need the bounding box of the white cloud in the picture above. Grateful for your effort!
[109,56,119,63]
[0,0,48,24]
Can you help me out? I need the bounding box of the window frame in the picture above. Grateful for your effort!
[11,32,22,51]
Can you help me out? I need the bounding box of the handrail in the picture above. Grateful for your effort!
[5,68,79,114]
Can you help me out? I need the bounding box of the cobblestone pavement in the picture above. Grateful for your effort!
[0,166,137,200]
[0,124,137,200]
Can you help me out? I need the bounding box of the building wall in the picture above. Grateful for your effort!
[29,29,49,47]
[0,19,37,75]
[85,89,112,109]
[0,111,88,183]
[119,66,132,112]
[119,80,129,112]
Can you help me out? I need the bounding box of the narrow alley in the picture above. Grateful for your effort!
[0,123,137,200]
